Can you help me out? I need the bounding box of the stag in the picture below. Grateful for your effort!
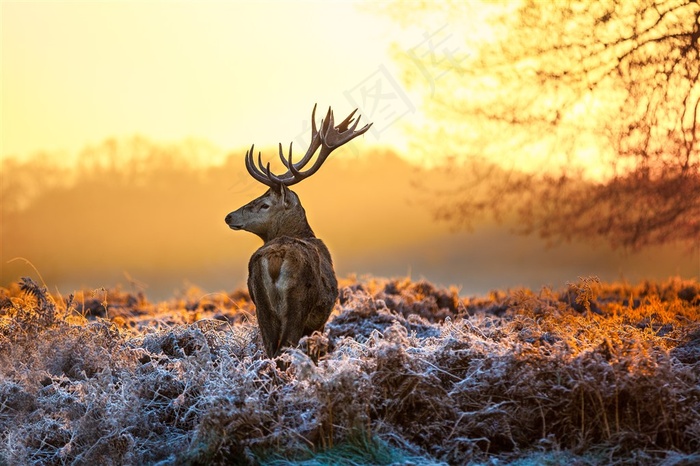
[225,105,372,358]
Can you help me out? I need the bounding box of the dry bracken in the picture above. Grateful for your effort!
[0,276,698,465]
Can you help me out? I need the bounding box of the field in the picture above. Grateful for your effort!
[1,276,699,465]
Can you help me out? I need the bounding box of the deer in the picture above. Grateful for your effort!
[225,104,372,358]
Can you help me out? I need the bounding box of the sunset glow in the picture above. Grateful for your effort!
[2,3,699,463]
[3,1,614,174]
[1,1,697,298]
[2,1,409,163]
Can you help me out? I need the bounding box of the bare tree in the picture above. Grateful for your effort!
[386,0,699,249]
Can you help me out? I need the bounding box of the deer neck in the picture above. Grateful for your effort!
[262,210,316,243]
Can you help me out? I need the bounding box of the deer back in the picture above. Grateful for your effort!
[248,236,338,357]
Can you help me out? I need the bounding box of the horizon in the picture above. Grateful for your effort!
[3,143,697,301]
[2,2,698,300]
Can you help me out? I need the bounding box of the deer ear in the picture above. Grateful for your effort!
[280,184,293,207]
[270,183,284,200]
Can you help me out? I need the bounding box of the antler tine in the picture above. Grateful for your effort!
[278,142,293,169]
[273,141,304,182]
[257,104,326,186]
[277,104,324,177]
[295,103,322,167]
[263,160,275,183]
[336,109,358,132]
[259,151,286,186]
[243,106,372,188]
[320,111,372,149]
[323,107,334,135]
[347,112,367,133]
[245,144,275,187]
[310,103,319,152]
[290,108,371,183]
[287,144,302,179]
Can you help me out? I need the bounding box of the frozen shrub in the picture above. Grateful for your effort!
[379,279,460,322]
[671,329,700,364]
[0,276,698,464]
[328,286,440,341]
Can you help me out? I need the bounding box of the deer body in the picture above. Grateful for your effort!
[227,185,338,357]
[249,236,337,358]
[225,105,370,358]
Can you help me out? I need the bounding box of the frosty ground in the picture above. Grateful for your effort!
[1,276,699,465]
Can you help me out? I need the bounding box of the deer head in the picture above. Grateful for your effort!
[225,104,372,243]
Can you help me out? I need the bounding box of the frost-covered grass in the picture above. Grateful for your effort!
[1,276,699,465]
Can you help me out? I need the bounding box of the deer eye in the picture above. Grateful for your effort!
[260,203,270,210]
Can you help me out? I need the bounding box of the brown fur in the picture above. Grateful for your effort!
[225,105,370,357]
[226,186,338,357]
[249,236,337,357]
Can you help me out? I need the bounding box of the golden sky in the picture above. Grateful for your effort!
[2,1,422,163]
[3,1,628,176]
[2,1,697,298]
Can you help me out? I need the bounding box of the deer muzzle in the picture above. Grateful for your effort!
[225,212,243,230]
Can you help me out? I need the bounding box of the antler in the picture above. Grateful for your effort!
[245,104,372,187]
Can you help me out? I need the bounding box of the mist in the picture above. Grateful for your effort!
[2,138,697,300]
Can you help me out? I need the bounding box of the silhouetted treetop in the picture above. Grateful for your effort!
[385,0,699,249]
